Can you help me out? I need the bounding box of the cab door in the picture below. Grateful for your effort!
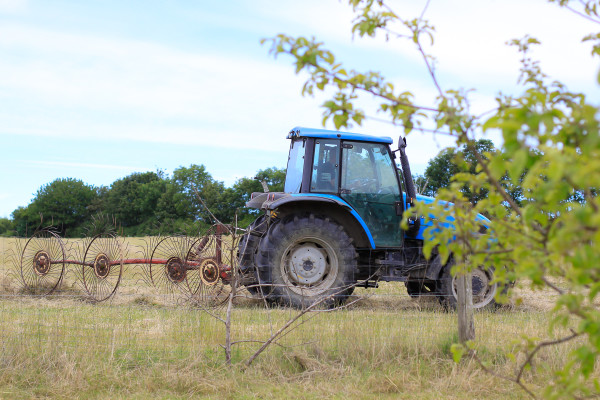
[339,141,403,248]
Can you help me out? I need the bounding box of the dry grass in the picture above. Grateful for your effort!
[0,298,561,399]
[0,236,581,399]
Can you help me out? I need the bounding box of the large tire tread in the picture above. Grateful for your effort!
[256,213,357,309]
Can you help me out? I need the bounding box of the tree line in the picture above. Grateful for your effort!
[0,140,522,237]
[0,165,285,237]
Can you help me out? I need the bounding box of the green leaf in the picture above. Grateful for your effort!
[508,148,528,184]
[451,343,465,363]
[333,114,348,129]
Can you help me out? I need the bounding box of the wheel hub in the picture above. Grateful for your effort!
[94,253,111,279]
[472,275,485,294]
[471,268,494,304]
[451,267,497,308]
[165,257,186,283]
[200,259,220,286]
[287,243,328,285]
[33,251,51,276]
[302,260,314,271]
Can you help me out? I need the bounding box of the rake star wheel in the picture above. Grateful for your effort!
[187,234,230,308]
[82,233,123,302]
[20,230,66,296]
[148,235,200,301]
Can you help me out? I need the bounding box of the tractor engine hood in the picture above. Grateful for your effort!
[408,192,491,240]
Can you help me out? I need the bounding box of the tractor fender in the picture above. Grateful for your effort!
[266,193,349,211]
[247,192,349,210]
[266,194,376,249]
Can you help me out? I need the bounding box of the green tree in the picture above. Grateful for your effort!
[422,139,506,204]
[171,164,225,224]
[170,165,285,226]
[422,147,459,196]
[155,182,193,221]
[103,172,167,230]
[264,1,600,397]
[12,178,98,236]
[0,217,14,237]
[11,206,37,237]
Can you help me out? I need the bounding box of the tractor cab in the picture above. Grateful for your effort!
[287,127,405,248]
[248,126,416,249]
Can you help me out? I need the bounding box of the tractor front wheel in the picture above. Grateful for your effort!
[256,214,357,309]
[437,260,498,310]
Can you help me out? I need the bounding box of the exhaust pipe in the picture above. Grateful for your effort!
[398,137,420,236]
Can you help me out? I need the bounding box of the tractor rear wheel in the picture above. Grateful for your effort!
[437,260,498,310]
[256,213,357,309]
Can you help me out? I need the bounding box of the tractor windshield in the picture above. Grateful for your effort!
[284,139,306,193]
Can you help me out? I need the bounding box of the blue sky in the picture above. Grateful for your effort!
[0,0,598,218]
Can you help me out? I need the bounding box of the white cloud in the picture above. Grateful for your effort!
[0,22,324,151]
[0,1,597,167]
[256,0,599,97]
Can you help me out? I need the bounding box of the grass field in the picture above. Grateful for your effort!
[0,236,575,399]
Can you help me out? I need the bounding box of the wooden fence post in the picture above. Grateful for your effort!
[457,272,475,342]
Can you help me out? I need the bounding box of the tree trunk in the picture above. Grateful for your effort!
[457,272,475,342]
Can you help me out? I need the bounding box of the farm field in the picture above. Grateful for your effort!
[0,236,572,399]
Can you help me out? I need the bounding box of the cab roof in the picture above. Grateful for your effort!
[287,126,393,144]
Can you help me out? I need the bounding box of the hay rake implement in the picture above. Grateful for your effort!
[17,224,236,306]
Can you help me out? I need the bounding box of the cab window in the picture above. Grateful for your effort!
[341,142,400,195]
[310,140,339,193]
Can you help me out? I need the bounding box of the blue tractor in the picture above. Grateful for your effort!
[239,127,497,309]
